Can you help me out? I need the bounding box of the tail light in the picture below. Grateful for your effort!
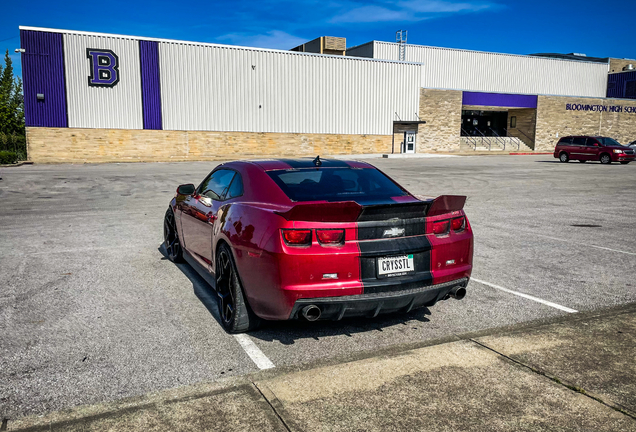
[432,220,450,235]
[282,229,312,246]
[451,216,465,232]
[316,229,345,245]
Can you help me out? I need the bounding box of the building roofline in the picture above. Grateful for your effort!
[370,40,610,66]
[18,26,423,66]
[346,41,374,51]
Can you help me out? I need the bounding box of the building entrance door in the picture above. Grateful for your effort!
[404,131,416,153]
[461,110,508,137]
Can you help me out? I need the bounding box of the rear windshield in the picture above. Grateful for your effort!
[267,168,409,203]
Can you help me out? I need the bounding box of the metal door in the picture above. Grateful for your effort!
[404,131,416,153]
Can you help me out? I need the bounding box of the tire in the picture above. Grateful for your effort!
[216,243,261,333]
[559,152,569,163]
[600,153,612,164]
[578,160,586,163]
[164,208,184,263]
[620,161,630,165]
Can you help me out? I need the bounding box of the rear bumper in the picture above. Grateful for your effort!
[288,277,469,320]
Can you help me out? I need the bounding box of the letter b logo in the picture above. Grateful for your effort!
[87,48,120,87]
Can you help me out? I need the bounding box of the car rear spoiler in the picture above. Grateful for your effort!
[275,195,466,222]
[275,202,363,222]
[426,195,467,216]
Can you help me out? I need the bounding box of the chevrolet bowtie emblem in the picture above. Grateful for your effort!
[383,227,405,238]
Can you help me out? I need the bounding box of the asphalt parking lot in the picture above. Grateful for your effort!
[1,155,635,420]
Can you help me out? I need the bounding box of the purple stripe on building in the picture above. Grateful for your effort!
[20,30,68,127]
[462,92,538,109]
[607,70,636,99]
[139,41,162,130]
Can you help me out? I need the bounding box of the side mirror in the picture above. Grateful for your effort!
[176,184,196,196]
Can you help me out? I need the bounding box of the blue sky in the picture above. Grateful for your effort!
[2,0,635,78]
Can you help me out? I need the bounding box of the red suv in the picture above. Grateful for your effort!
[554,136,635,164]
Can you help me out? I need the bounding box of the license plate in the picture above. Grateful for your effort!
[377,254,415,278]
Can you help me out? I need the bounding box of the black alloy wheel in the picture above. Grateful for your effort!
[559,152,569,163]
[164,208,183,262]
[600,154,612,164]
[215,244,261,333]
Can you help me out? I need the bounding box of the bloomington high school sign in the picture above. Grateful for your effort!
[566,103,636,113]
[86,48,120,87]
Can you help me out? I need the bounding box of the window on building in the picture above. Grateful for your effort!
[626,81,636,98]
[510,116,517,128]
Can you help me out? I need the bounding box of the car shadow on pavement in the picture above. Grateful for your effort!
[158,244,433,343]
[158,244,224,328]
[249,309,432,345]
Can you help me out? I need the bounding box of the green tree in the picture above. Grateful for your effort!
[0,49,25,136]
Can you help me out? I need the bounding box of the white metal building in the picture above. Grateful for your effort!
[346,41,608,98]
[19,27,635,163]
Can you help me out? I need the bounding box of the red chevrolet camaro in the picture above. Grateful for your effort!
[163,157,473,333]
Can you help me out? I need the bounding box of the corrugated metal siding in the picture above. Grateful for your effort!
[64,33,143,129]
[607,70,636,99]
[373,42,608,98]
[346,42,374,58]
[159,43,420,135]
[20,30,68,127]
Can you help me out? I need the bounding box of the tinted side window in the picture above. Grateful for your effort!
[226,173,244,199]
[572,137,587,146]
[598,137,621,146]
[198,169,236,200]
[587,138,599,146]
[558,137,572,145]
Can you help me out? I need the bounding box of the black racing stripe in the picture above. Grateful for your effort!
[358,236,431,257]
[357,217,427,240]
[357,202,429,222]
[276,158,350,168]
[358,235,432,294]
[362,272,433,294]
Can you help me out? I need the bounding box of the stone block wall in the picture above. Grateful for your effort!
[609,58,635,73]
[26,128,392,163]
[392,123,419,154]
[417,89,463,152]
[534,96,636,151]
[507,108,537,149]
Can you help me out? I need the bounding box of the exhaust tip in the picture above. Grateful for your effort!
[449,286,466,300]
[301,305,321,321]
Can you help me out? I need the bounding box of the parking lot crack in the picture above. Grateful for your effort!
[469,339,636,421]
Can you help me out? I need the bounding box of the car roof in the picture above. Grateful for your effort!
[246,158,374,171]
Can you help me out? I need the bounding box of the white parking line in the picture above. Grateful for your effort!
[471,278,578,313]
[533,234,636,256]
[233,334,275,370]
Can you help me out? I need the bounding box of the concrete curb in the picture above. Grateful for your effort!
[5,302,636,431]
[0,161,33,168]
[509,152,553,155]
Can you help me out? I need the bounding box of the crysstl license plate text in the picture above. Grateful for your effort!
[377,254,414,277]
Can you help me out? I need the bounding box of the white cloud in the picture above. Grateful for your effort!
[397,0,492,13]
[216,30,307,50]
[331,5,421,23]
[331,0,497,24]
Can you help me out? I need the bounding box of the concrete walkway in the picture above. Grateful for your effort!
[6,304,636,431]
